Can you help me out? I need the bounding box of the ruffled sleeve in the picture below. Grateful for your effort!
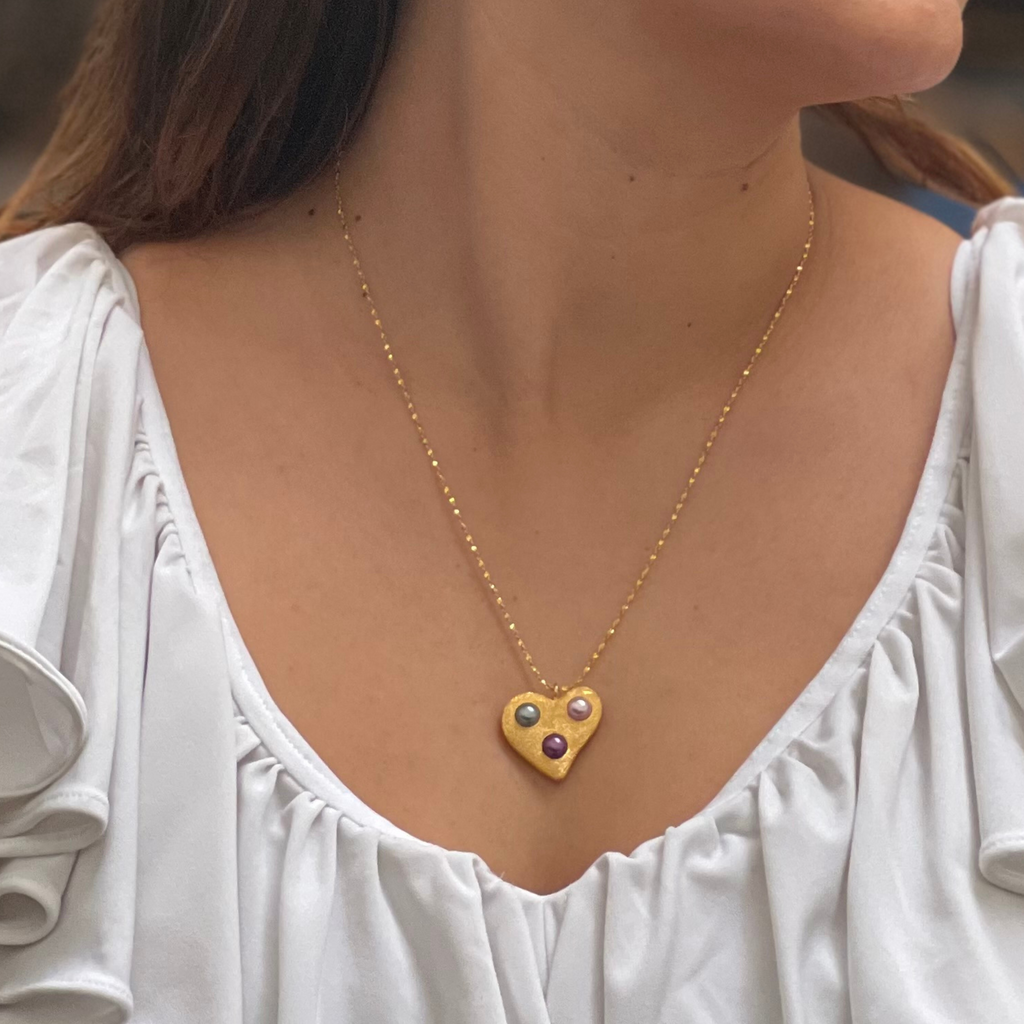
[963,197,1024,895]
[0,225,242,1024]
[0,225,145,1016]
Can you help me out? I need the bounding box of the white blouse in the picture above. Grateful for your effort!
[1,200,1024,1024]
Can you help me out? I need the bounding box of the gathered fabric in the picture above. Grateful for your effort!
[1,202,1023,1023]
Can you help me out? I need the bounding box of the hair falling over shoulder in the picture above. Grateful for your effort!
[0,0,1017,252]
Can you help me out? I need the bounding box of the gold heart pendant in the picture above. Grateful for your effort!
[500,686,603,781]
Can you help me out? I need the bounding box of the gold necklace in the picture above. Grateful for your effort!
[335,160,816,781]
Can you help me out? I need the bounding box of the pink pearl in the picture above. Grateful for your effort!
[567,697,592,721]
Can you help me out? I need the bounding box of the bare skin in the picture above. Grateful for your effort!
[124,0,967,895]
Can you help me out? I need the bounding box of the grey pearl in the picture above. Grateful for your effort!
[515,702,541,728]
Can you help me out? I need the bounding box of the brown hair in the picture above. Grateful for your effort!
[0,0,1016,252]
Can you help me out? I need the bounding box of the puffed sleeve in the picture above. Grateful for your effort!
[0,225,146,1019]
[962,198,1024,895]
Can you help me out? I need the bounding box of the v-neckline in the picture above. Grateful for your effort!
[130,233,976,903]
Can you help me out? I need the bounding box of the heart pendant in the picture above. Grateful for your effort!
[500,686,603,781]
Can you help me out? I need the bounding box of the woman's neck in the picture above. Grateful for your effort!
[326,0,827,432]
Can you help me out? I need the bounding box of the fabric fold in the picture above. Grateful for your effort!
[0,632,86,802]
[0,853,74,946]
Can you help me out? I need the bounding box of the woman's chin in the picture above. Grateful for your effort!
[808,6,965,106]
[881,5,965,95]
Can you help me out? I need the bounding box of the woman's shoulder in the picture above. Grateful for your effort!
[960,196,1024,337]
[0,220,149,661]
[955,194,1024,420]
[0,219,146,450]
[828,181,1024,898]
[0,222,144,382]
[819,173,1024,398]
[818,168,1023,287]
[0,220,134,314]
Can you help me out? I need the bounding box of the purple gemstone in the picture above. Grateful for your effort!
[542,733,568,759]
[567,697,592,721]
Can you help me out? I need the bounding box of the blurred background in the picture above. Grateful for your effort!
[1,0,1022,232]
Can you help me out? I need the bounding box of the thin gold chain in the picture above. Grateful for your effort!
[335,160,815,695]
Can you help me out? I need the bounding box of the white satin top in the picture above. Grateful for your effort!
[2,201,1024,1024]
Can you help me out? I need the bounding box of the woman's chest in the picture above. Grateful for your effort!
[134,252,956,895]
[162,387,940,895]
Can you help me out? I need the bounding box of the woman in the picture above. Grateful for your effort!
[1,0,1022,1019]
